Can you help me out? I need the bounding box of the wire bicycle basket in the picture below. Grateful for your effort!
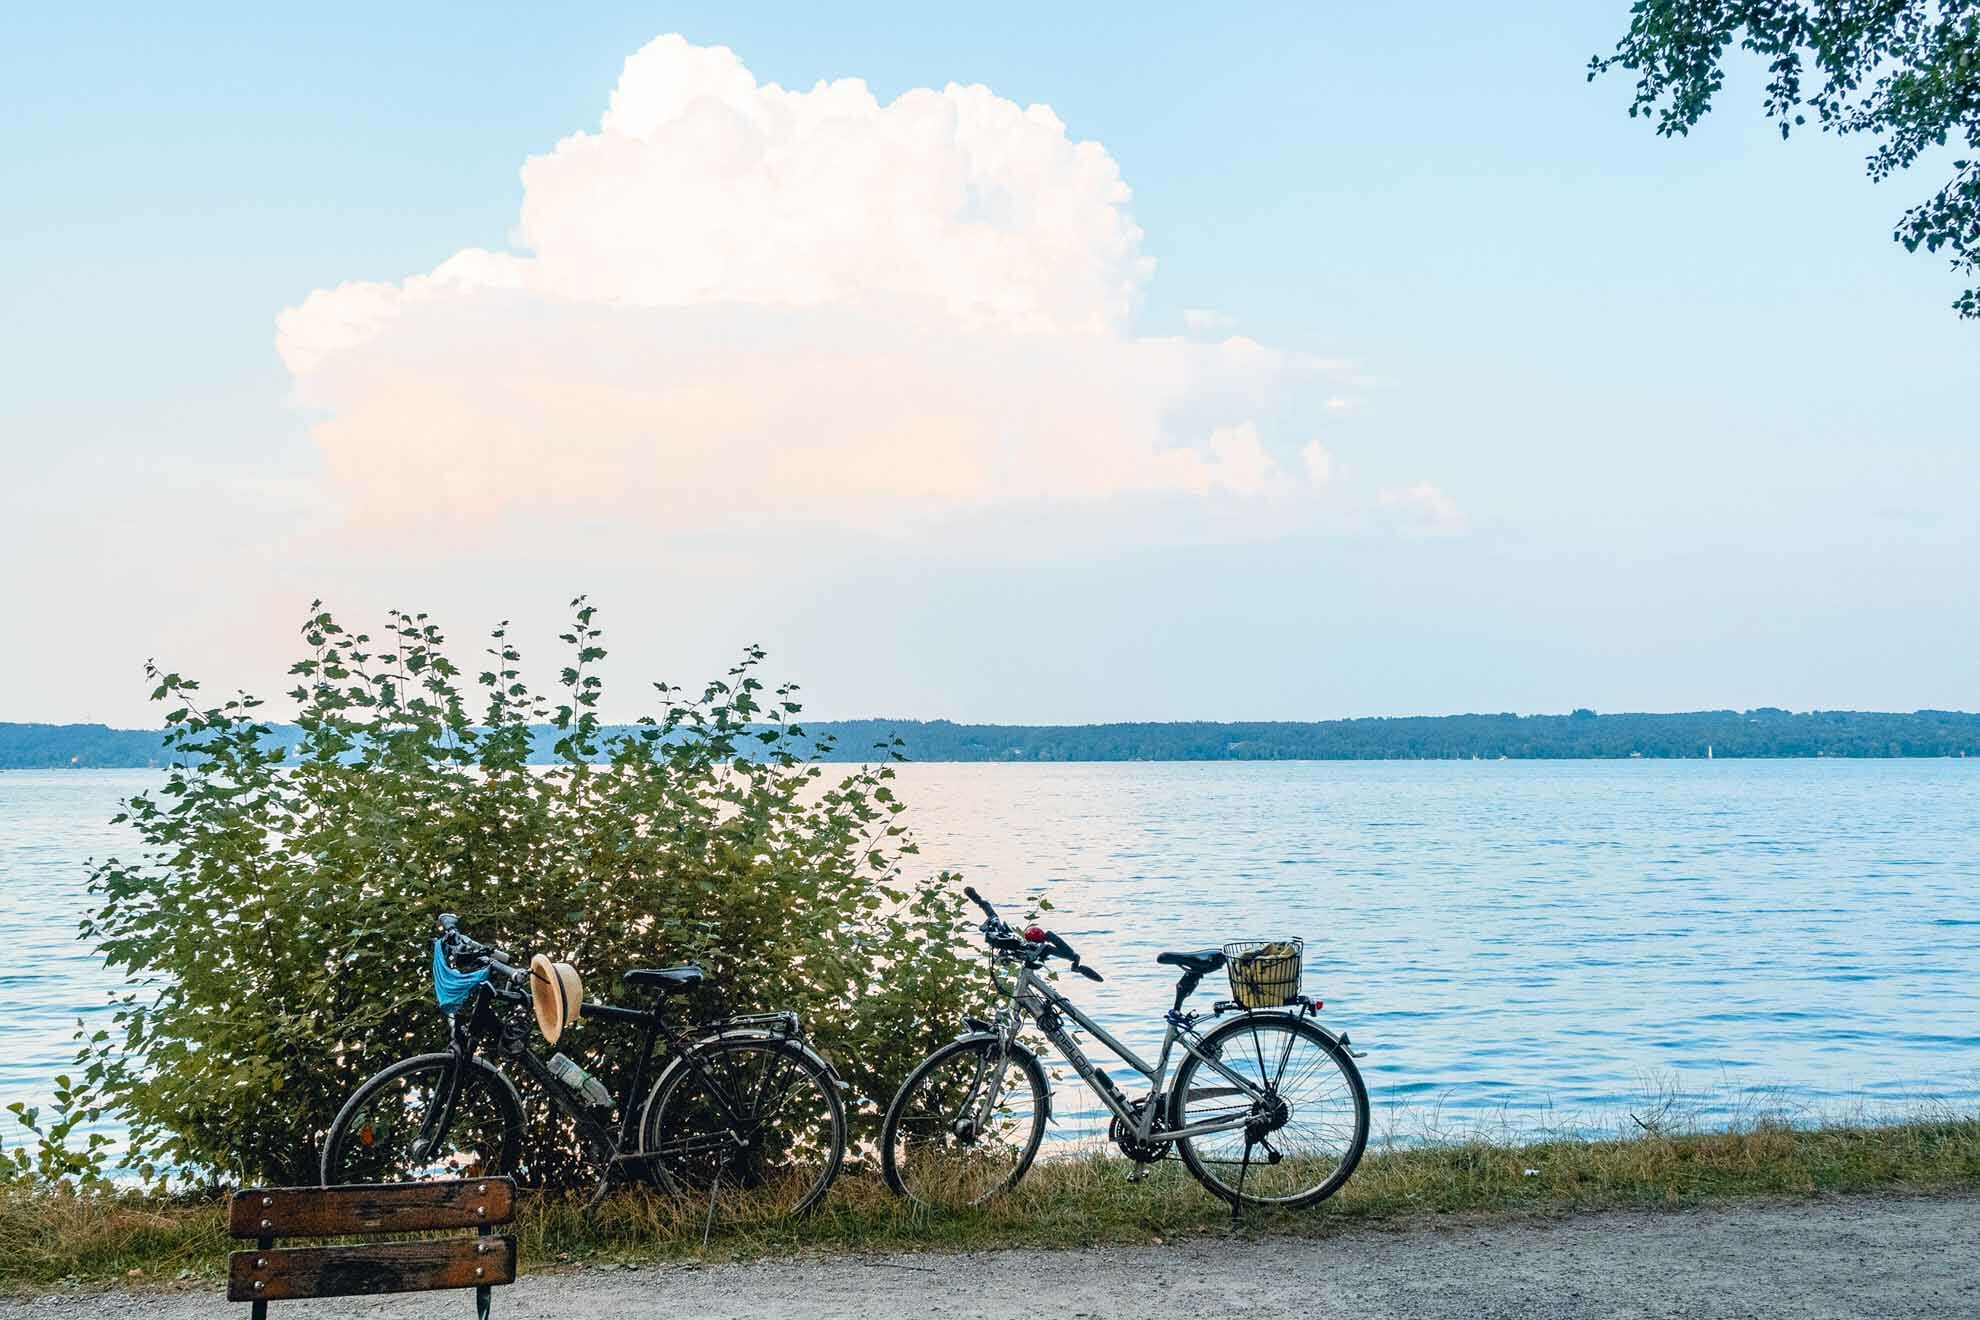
[1223,938,1304,1008]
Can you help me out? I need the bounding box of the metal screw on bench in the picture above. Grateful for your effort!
[254,1224,272,1320]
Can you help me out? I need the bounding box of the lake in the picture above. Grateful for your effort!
[3,761,1977,1158]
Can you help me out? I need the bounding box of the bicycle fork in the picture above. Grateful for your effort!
[964,1044,1016,1140]
[413,1054,468,1164]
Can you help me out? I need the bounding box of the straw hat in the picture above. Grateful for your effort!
[528,953,583,1045]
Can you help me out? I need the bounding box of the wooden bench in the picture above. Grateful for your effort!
[226,1178,518,1318]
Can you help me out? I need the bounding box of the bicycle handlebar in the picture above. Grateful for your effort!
[1041,929,1105,982]
[436,913,521,985]
[962,889,1104,982]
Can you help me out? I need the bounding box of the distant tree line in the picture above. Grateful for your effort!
[8,708,1980,769]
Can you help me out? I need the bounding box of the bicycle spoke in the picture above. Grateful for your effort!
[325,1060,516,1186]
[884,1041,1043,1210]
[644,1040,841,1220]
[1174,1019,1368,1207]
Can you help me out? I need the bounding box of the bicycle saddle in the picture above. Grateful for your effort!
[1156,948,1226,973]
[623,964,706,993]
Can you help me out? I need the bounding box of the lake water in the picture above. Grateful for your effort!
[3,761,1977,1160]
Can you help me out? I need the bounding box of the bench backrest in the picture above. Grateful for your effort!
[226,1179,517,1317]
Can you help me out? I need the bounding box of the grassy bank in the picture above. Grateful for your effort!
[5,1119,1977,1290]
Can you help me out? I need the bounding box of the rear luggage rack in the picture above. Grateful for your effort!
[709,1010,802,1039]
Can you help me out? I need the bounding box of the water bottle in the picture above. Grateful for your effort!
[548,1052,613,1111]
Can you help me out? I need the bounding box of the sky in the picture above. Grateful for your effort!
[3,4,1975,729]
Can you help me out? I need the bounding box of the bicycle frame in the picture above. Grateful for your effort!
[981,960,1281,1148]
[441,978,805,1173]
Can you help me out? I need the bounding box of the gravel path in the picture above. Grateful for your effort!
[6,1194,1975,1319]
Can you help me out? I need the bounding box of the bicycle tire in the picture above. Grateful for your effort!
[638,1036,846,1218]
[321,1052,524,1186]
[880,1036,1049,1208]
[1168,1013,1368,1208]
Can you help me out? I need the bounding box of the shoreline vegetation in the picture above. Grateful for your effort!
[3,1117,1975,1290]
[11,608,1975,1292]
[8,707,1980,769]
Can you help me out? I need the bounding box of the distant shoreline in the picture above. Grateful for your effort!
[5,708,1979,768]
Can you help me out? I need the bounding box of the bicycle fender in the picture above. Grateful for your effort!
[949,1031,1053,1126]
[1202,1011,1361,1058]
[704,1026,850,1092]
[644,1029,852,1115]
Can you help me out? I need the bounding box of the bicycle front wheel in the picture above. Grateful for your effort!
[880,1037,1048,1209]
[639,1037,845,1219]
[1169,1014,1368,1208]
[321,1053,523,1185]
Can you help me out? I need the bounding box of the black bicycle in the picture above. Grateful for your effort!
[322,915,847,1218]
[880,887,1369,1210]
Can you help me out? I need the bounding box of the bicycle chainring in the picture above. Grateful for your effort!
[1109,1096,1169,1164]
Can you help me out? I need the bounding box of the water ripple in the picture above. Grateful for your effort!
[3,760,1978,1155]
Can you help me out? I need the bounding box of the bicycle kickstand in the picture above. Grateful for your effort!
[1231,1139,1253,1224]
[700,1150,728,1251]
[585,1159,620,1213]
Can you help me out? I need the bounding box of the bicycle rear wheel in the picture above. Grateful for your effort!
[1169,1014,1368,1208]
[321,1053,523,1185]
[639,1037,845,1219]
[880,1037,1048,1209]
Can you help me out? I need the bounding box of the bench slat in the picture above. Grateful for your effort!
[228,1179,516,1237]
[226,1236,516,1302]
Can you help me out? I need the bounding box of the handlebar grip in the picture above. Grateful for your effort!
[1041,931,1107,981]
[962,886,999,920]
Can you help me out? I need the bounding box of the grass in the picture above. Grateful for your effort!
[5,1114,1978,1291]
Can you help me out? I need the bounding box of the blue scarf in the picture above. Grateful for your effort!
[432,939,490,1014]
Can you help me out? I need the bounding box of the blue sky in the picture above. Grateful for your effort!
[4,4,1975,727]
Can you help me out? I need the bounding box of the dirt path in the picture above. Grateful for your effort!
[7,1194,1974,1319]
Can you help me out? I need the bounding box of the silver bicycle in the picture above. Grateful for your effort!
[880,886,1370,1209]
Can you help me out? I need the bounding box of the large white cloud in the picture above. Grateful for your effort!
[279,35,1355,528]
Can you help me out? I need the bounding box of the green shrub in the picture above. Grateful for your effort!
[3,1080,115,1191]
[78,598,981,1188]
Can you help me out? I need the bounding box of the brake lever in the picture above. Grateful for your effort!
[1040,930,1106,982]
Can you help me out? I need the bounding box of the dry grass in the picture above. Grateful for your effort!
[6,1115,1977,1291]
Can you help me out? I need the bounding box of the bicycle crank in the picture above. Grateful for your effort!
[1109,1096,1170,1170]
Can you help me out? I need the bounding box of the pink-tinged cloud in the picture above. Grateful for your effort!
[278,36,1366,531]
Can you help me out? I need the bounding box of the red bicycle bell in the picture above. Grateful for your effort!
[1022,924,1049,943]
